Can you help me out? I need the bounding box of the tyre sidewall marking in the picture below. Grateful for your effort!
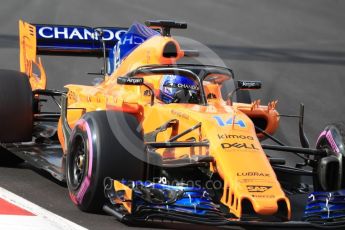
[68,119,93,205]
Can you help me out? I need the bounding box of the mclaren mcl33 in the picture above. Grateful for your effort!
[0,20,344,228]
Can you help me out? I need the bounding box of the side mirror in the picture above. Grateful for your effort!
[237,80,262,90]
[117,77,144,85]
[317,155,341,191]
[117,77,155,106]
[183,50,199,57]
[227,80,262,105]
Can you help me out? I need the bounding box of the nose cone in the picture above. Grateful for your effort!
[250,195,291,220]
[221,176,290,219]
[241,182,278,215]
[173,107,291,219]
[205,114,290,219]
[247,185,279,215]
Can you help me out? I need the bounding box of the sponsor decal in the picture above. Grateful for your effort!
[157,177,168,184]
[121,34,145,45]
[217,134,254,140]
[237,80,261,89]
[171,109,189,120]
[164,82,199,90]
[242,82,257,87]
[177,83,199,90]
[237,172,270,177]
[247,185,272,193]
[238,178,272,184]
[37,26,126,41]
[117,77,144,85]
[127,78,143,84]
[251,194,275,199]
[213,116,246,127]
[221,142,259,150]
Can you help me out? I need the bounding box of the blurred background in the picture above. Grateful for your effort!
[0,0,344,228]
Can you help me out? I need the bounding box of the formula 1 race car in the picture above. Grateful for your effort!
[0,20,345,228]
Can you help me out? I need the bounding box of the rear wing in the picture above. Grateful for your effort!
[19,20,127,90]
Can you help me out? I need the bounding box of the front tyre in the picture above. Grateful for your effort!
[314,121,345,191]
[66,111,147,212]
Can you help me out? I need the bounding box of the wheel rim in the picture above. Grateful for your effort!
[69,134,87,190]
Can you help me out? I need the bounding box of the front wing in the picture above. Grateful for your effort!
[103,179,345,229]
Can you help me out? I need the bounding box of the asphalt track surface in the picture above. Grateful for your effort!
[0,0,345,229]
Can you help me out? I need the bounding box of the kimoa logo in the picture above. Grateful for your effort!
[37,26,126,41]
[247,185,272,193]
[218,134,254,140]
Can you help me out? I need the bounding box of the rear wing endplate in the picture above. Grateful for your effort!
[19,20,127,90]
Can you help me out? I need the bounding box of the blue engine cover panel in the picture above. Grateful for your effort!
[108,22,159,73]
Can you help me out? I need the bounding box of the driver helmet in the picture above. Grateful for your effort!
[159,75,200,104]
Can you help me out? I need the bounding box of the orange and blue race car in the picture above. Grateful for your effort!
[0,20,345,228]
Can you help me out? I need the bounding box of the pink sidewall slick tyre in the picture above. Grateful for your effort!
[314,121,345,191]
[66,111,147,212]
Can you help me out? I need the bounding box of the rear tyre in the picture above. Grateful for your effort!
[66,111,147,212]
[314,122,345,191]
[0,69,33,143]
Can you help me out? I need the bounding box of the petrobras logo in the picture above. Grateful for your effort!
[37,26,127,41]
